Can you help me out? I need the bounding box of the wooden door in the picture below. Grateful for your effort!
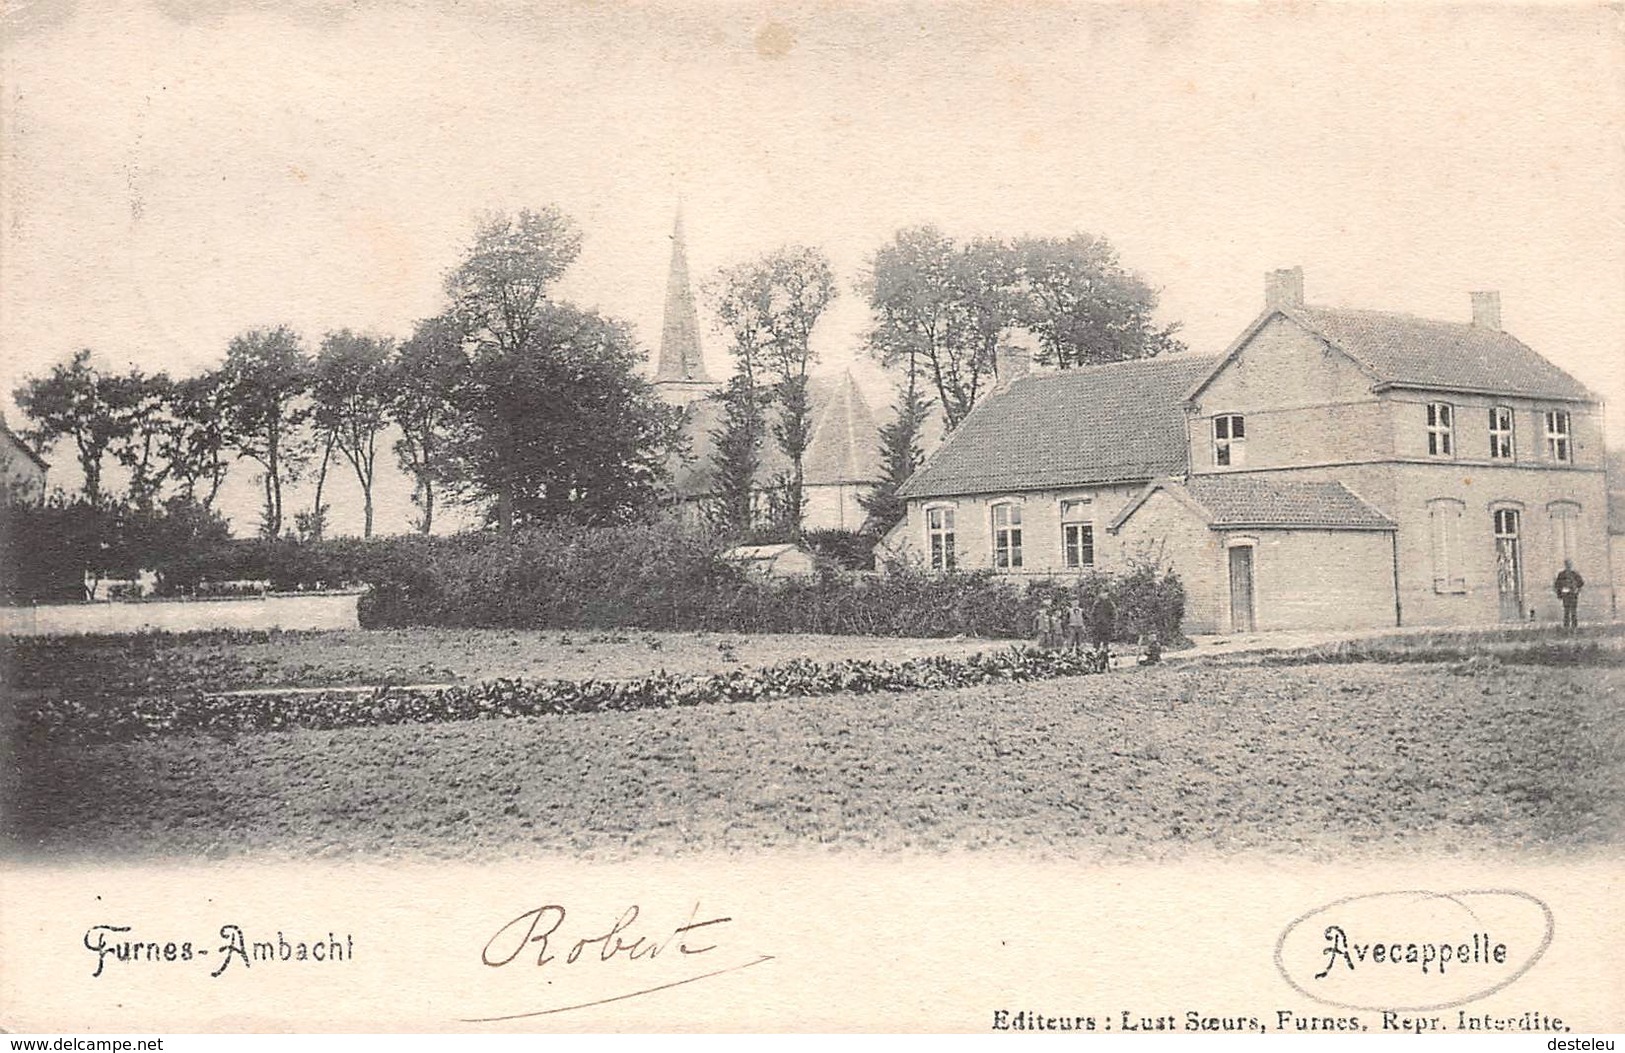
[1228,545,1256,633]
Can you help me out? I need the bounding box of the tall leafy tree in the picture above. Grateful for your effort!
[446,207,584,359]
[858,380,931,536]
[105,368,176,511]
[217,326,313,539]
[714,247,837,535]
[313,330,394,538]
[864,227,1003,430]
[12,348,129,503]
[707,258,776,533]
[442,207,584,530]
[387,314,467,535]
[1015,233,1185,367]
[159,371,231,510]
[444,304,682,528]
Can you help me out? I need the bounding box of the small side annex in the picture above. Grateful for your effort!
[1108,475,1397,634]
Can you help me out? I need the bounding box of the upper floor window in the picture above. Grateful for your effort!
[1427,498,1466,593]
[1425,402,1454,457]
[1060,499,1094,568]
[1489,406,1515,460]
[1545,409,1572,463]
[925,505,956,571]
[1212,415,1246,467]
[991,502,1023,569]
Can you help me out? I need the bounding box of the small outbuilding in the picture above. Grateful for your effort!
[723,543,818,579]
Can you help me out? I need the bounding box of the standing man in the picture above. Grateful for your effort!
[1554,560,1585,630]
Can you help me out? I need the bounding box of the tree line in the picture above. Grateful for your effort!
[707,226,1184,536]
[13,209,1181,542]
[13,207,686,539]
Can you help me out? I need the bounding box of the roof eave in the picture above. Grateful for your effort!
[1206,520,1397,532]
[903,469,1174,503]
[1371,381,1598,404]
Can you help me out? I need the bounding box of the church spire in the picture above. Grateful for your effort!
[655,206,711,386]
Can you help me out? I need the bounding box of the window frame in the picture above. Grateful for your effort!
[924,504,957,571]
[1544,409,1573,463]
[1489,405,1516,461]
[1212,414,1247,468]
[1425,402,1454,458]
[991,501,1024,570]
[1060,498,1094,569]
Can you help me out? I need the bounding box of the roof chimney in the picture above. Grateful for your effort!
[1470,290,1501,330]
[1265,266,1305,310]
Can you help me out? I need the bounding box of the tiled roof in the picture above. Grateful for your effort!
[896,354,1220,500]
[1282,306,1595,401]
[669,371,882,498]
[1182,475,1396,530]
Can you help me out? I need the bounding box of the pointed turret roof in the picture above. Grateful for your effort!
[655,208,712,384]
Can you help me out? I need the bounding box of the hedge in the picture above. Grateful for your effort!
[351,520,1186,644]
[2,508,1186,645]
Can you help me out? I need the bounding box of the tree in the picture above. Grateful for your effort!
[444,304,683,528]
[216,326,313,540]
[442,207,585,530]
[446,207,584,359]
[858,380,931,536]
[863,227,1005,430]
[705,373,769,533]
[12,348,129,503]
[387,314,467,535]
[713,247,837,535]
[313,330,394,538]
[708,257,776,533]
[104,368,176,511]
[1014,234,1186,367]
[159,372,231,510]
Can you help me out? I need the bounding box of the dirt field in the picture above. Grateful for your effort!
[0,627,1007,700]
[6,654,1620,862]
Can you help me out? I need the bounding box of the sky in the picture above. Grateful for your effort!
[3,0,1622,536]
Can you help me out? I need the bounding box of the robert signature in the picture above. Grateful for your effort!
[482,903,731,968]
[468,903,772,1021]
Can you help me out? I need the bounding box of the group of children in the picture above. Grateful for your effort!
[1032,598,1091,651]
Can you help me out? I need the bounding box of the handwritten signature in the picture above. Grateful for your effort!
[468,903,772,1021]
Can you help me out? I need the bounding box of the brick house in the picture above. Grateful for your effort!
[890,269,1611,633]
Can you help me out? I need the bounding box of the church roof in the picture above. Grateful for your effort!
[654,210,712,384]
[897,353,1219,500]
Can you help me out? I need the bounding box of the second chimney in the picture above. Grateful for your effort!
[1470,290,1501,330]
[1265,267,1305,310]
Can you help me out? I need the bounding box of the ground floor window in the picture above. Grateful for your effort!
[1427,498,1465,593]
[926,505,956,570]
[992,502,1023,569]
[1061,499,1094,568]
[1492,506,1525,621]
[1548,502,1580,567]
